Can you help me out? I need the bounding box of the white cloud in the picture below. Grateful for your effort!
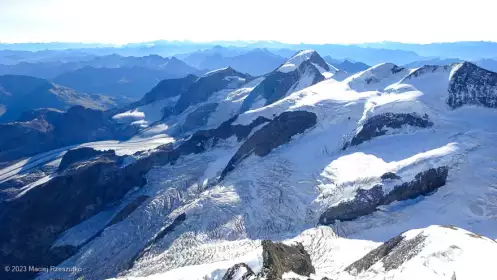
[0,0,495,44]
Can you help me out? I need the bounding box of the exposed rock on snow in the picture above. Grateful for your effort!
[222,111,317,178]
[345,232,427,275]
[138,74,198,106]
[448,62,497,109]
[348,112,433,147]
[181,102,219,133]
[345,63,409,91]
[222,263,255,280]
[240,51,329,112]
[259,240,315,280]
[319,166,449,224]
[108,195,150,227]
[130,213,187,269]
[174,67,250,114]
[58,147,122,172]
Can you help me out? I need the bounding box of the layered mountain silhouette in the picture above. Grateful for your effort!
[0,75,123,122]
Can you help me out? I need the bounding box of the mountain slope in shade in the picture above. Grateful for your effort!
[324,56,370,74]
[0,105,137,163]
[0,75,119,122]
[0,54,200,79]
[52,66,194,99]
[2,52,497,280]
[475,58,497,73]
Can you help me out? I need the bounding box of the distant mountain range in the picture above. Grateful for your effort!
[323,56,370,74]
[404,57,497,73]
[181,48,286,76]
[4,41,497,65]
[0,75,125,122]
[0,54,202,98]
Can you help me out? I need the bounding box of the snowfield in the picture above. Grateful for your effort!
[3,54,496,280]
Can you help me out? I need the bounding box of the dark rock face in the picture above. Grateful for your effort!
[385,166,449,203]
[58,147,122,172]
[222,111,317,179]
[180,102,219,133]
[258,240,315,280]
[320,186,384,224]
[241,61,324,112]
[223,263,255,280]
[306,51,332,72]
[448,62,497,109]
[107,195,149,227]
[381,172,402,181]
[349,113,433,147]
[319,166,449,225]
[391,65,405,74]
[345,232,427,275]
[402,65,451,80]
[129,213,186,268]
[174,67,250,114]
[175,115,271,157]
[0,105,137,163]
[140,74,197,105]
[0,151,148,280]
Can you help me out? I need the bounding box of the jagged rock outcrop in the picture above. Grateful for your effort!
[258,240,315,280]
[58,147,122,172]
[402,64,451,81]
[348,112,433,147]
[223,263,255,280]
[222,111,317,178]
[345,232,427,275]
[381,172,402,181]
[319,166,449,224]
[448,62,497,109]
[240,51,328,112]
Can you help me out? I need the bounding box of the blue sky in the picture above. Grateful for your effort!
[1,0,495,44]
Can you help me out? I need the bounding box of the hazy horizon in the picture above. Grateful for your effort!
[2,0,497,44]
[1,39,497,46]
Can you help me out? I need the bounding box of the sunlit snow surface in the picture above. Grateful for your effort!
[27,63,497,280]
[278,50,316,73]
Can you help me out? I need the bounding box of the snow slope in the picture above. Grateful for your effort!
[5,55,494,280]
[112,225,497,280]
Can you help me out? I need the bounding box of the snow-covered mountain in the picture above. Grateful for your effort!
[1,51,497,280]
